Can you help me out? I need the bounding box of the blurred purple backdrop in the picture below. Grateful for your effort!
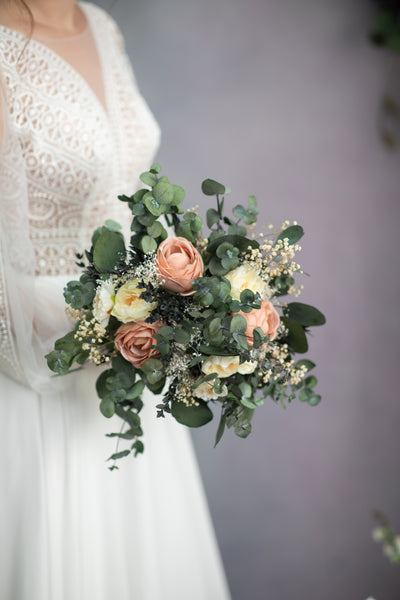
[97,0,400,597]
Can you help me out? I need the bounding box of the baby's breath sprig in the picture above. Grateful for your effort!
[74,316,112,366]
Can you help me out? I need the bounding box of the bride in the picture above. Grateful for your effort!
[0,1,231,598]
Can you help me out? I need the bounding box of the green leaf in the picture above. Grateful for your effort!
[153,181,174,205]
[230,314,248,333]
[207,235,259,255]
[141,358,164,384]
[281,316,308,353]
[104,219,122,231]
[133,189,147,204]
[252,327,264,349]
[143,194,164,217]
[208,256,229,276]
[232,331,249,351]
[276,225,304,246]
[201,179,226,196]
[45,349,73,375]
[239,381,252,398]
[240,289,255,304]
[100,398,115,418]
[228,224,247,236]
[295,359,315,372]
[285,302,326,327]
[112,354,136,378]
[156,325,175,340]
[131,440,145,456]
[156,339,170,355]
[198,344,238,356]
[147,221,165,238]
[304,375,317,389]
[240,397,258,409]
[208,317,222,340]
[170,185,186,206]
[299,388,312,402]
[214,412,226,447]
[174,329,190,344]
[171,399,213,428]
[149,163,162,174]
[63,276,96,309]
[96,369,114,400]
[107,450,131,461]
[308,394,321,407]
[140,171,158,187]
[207,208,220,228]
[145,376,166,395]
[140,235,158,253]
[93,229,126,271]
[192,372,218,389]
[126,380,145,399]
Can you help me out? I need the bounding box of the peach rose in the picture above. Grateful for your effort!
[239,300,280,344]
[156,237,204,295]
[114,320,162,369]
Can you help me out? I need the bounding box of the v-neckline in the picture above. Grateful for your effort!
[0,3,110,122]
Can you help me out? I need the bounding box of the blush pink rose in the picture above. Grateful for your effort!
[239,300,280,344]
[156,237,204,295]
[114,320,163,369]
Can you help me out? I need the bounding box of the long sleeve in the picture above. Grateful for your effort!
[0,81,35,386]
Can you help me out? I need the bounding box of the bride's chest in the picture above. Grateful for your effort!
[1,22,160,275]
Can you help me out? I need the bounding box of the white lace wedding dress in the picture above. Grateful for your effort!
[0,3,231,599]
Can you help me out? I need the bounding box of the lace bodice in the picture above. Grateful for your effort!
[0,1,160,276]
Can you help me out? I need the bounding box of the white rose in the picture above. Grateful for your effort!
[111,279,156,323]
[237,360,257,375]
[193,381,228,401]
[225,263,268,301]
[93,279,115,328]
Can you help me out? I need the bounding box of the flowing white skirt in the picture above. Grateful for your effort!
[0,276,231,600]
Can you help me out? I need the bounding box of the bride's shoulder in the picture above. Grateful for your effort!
[81,2,125,49]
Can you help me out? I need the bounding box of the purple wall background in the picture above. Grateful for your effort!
[97,0,400,597]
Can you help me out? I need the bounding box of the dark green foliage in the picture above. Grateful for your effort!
[45,328,89,375]
[171,399,213,427]
[63,274,96,309]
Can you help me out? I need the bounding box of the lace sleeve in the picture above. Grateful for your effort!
[0,82,33,385]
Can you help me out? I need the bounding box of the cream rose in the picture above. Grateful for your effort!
[93,279,115,328]
[238,299,280,344]
[114,320,162,368]
[156,236,204,295]
[225,264,267,301]
[202,355,258,378]
[111,279,156,323]
[201,355,241,378]
[193,381,228,401]
[237,360,257,375]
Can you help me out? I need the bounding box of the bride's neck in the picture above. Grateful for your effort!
[1,1,86,38]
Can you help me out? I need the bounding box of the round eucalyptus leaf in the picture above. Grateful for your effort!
[201,179,226,196]
[276,225,304,246]
[140,235,158,253]
[93,230,126,271]
[99,398,115,418]
[285,302,326,327]
[281,317,308,353]
[96,369,115,400]
[230,314,248,333]
[171,400,213,428]
[153,181,174,205]
[140,171,158,187]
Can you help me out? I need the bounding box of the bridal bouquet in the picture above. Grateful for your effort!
[46,164,325,467]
